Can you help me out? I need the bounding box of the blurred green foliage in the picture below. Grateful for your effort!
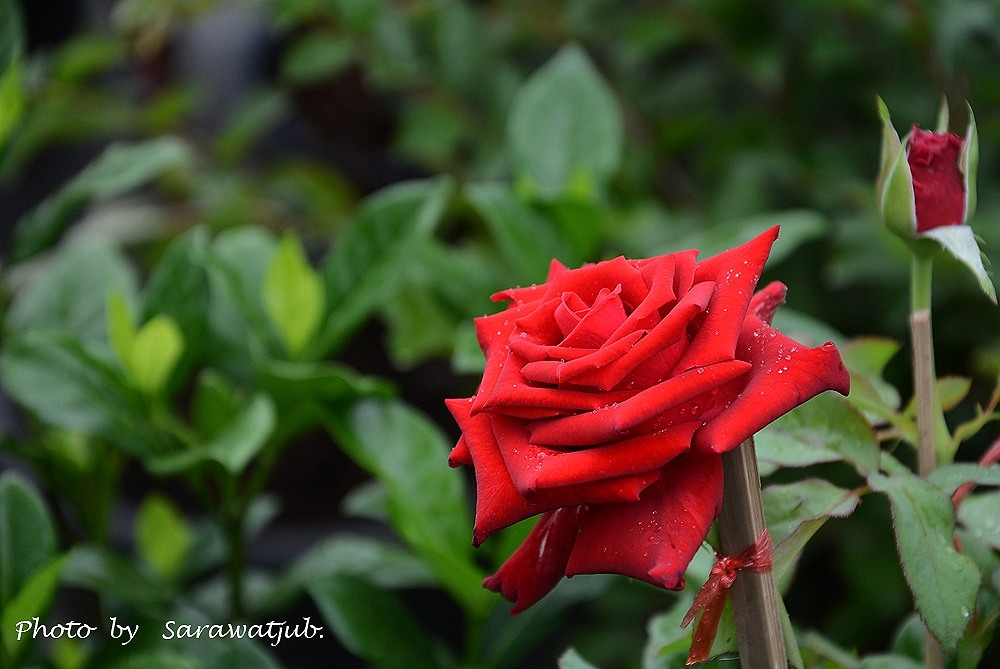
[2,1,1000,668]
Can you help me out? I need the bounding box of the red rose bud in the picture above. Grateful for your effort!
[876,98,995,302]
[908,127,965,232]
[877,98,978,240]
[447,227,850,613]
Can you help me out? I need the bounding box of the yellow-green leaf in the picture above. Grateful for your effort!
[263,233,325,358]
[129,315,184,396]
[135,494,191,580]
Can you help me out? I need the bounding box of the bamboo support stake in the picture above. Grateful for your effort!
[718,437,787,669]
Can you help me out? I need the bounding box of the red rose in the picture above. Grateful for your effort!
[447,227,850,613]
[907,126,966,233]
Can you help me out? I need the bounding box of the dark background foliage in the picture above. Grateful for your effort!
[2,1,1000,668]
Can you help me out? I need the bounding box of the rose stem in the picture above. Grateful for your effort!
[718,437,787,669]
[910,250,947,669]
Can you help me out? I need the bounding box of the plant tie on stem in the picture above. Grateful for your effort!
[681,530,774,665]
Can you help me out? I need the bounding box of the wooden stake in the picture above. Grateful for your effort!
[718,437,787,669]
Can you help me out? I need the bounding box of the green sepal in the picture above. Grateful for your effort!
[922,225,996,304]
[960,102,978,225]
[876,97,903,198]
[935,96,950,134]
[878,132,918,240]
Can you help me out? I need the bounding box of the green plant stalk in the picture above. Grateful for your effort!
[909,250,946,669]
[216,471,246,620]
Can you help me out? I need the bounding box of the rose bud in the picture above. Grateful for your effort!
[447,227,850,613]
[877,98,995,302]
[877,98,978,238]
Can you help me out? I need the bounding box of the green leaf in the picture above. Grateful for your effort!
[262,534,434,611]
[142,228,210,366]
[204,226,277,361]
[10,137,193,262]
[642,592,696,669]
[1,556,66,664]
[764,479,860,546]
[135,494,193,580]
[0,333,155,453]
[379,279,457,368]
[147,394,276,476]
[281,32,353,85]
[928,464,1000,496]
[322,399,492,615]
[508,44,622,201]
[108,290,136,368]
[215,88,289,164]
[192,369,242,441]
[256,358,392,405]
[841,337,903,419]
[860,655,923,669]
[756,393,879,476]
[559,648,603,669]
[6,243,138,345]
[51,33,124,82]
[0,0,23,145]
[0,0,24,73]
[868,472,981,651]
[340,480,389,522]
[309,574,447,669]
[0,60,22,147]
[128,315,185,396]
[465,182,575,282]
[62,544,170,606]
[957,490,1000,551]
[922,225,996,304]
[313,177,453,358]
[0,473,58,607]
[765,480,860,588]
[202,392,276,474]
[262,233,326,358]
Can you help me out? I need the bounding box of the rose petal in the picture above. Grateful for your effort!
[483,506,584,614]
[446,399,561,544]
[559,286,629,347]
[479,351,635,414]
[492,414,665,501]
[493,413,698,493]
[530,469,662,507]
[571,281,715,391]
[515,296,568,345]
[748,281,787,325]
[536,256,648,308]
[527,360,751,446]
[565,451,723,588]
[693,315,851,454]
[508,337,599,363]
[554,291,591,335]
[520,331,644,386]
[472,304,537,414]
[673,226,778,372]
[908,127,965,232]
[491,259,568,303]
[449,435,472,467]
[606,255,677,340]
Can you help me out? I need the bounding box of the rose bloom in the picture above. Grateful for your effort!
[907,125,966,233]
[447,227,850,613]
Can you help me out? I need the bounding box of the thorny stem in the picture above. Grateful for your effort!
[718,437,788,668]
[910,251,946,669]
